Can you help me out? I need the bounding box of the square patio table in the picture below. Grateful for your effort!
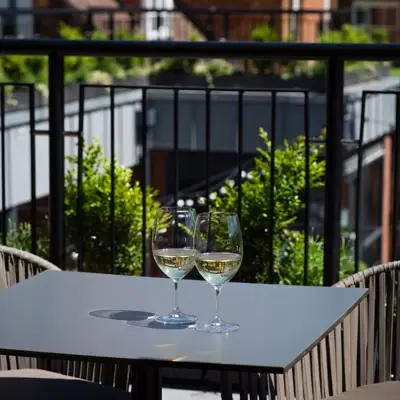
[0,271,367,399]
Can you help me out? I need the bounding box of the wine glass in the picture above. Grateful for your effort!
[152,206,197,325]
[194,212,243,333]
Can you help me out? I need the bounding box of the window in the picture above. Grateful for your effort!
[351,1,400,36]
[143,0,173,40]
[2,0,34,38]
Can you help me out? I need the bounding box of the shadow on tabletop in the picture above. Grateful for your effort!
[89,309,194,330]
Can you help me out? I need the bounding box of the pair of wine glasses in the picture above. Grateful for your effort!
[152,207,243,334]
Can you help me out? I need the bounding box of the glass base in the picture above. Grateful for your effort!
[156,310,197,325]
[196,318,239,333]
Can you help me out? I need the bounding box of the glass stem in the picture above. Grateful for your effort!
[215,286,221,321]
[173,280,180,312]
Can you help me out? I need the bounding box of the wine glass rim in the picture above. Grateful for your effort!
[198,211,238,217]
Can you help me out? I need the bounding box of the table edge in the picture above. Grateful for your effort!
[282,287,369,373]
[0,347,286,374]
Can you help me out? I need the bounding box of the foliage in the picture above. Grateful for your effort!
[250,28,303,77]
[248,23,389,78]
[0,23,148,97]
[273,231,366,286]
[251,24,279,42]
[1,54,48,85]
[113,27,148,76]
[212,128,364,285]
[1,221,49,259]
[371,28,389,44]
[151,31,201,74]
[194,58,235,85]
[152,57,196,74]
[202,59,235,77]
[2,140,159,275]
[64,139,159,275]
[60,23,125,81]
[59,23,98,85]
[250,25,279,74]
[310,24,386,77]
[0,22,391,93]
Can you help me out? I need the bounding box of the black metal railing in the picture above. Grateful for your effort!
[0,7,353,41]
[0,39,400,286]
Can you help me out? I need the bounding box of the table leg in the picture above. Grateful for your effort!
[132,366,161,400]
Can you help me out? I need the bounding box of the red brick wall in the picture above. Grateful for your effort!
[175,0,328,42]
[300,0,324,42]
[172,12,206,41]
[177,0,288,41]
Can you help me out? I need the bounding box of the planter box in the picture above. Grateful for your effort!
[212,64,391,92]
[4,76,150,113]
[149,72,208,87]
[290,64,391,93]
[213,73,294,90]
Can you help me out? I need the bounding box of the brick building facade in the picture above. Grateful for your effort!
[31,0,400,43]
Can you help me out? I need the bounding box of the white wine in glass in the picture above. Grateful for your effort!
[153,248,197,280]
[194,212,243,333]
[152,207,197,325]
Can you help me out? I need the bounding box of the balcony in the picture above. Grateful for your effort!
[0,37,399,398]
[0,37,398,282]
[0,6,396,42]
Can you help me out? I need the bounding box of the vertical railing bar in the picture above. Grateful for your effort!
[303,90,310,285]
[108,12,115,40]
[355,92,366,271]
[391,94,400,261]
[173,89,179,207]
[61,60,66,268]
[323,56,344,286]
[48,52,65,268]
[141,88,148,276]
[28,84,37,254]
[77,84,85,272]
[0,85,5,245]
[237,90,243,219]
[268,91,277,283]
[223,11,229,39]
[110,87,116,273]
[173,89,179,248]
[205,89,211,211]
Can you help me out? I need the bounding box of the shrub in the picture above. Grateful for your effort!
[212,128,365,285]
[3,140,159,276]
[64,139,159,275]
[151,31,202,74]
[311,24,382,77]
[371,28,389,44]
[250,25,279,74]
[1,221,49,259]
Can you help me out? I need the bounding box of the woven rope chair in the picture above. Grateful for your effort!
[247,262,400,400]
[0,245,60,290]
[0,245,133,392]
[233,261,400,400]
[333,261,400,386]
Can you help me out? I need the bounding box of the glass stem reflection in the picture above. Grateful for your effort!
[173,280,180,313]
[214,286,221,323]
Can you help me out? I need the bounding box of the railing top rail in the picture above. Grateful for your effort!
[0,7,347,14]
[0,39,399,60]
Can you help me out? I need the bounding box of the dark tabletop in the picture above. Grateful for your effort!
[0,271,367,373]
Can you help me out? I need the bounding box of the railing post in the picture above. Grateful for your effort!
[323,56,344,286]
[48,52,65,269]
